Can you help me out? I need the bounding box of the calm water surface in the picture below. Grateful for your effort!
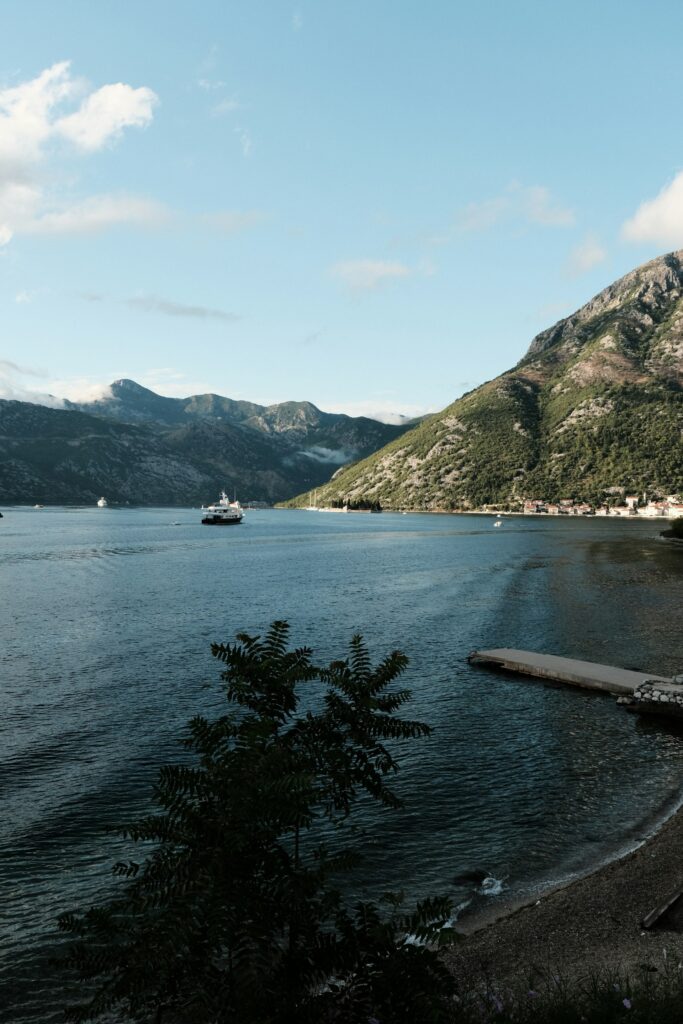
[1,507,682,1020]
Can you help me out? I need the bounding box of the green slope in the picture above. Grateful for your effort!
[284,251,683,510]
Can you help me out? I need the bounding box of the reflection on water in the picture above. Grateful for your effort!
[1,507,682,1021]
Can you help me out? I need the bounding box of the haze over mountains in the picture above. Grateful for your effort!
[0,381,412,505]
[288,251,683,509]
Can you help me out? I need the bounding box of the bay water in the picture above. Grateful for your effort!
[2,507,682,1021]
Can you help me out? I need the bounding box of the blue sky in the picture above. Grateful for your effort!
[2,0,683,421]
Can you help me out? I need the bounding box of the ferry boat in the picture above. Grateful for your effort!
[201,491,244,525]
[97,497,108,507]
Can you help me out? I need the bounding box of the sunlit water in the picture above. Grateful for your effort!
[2,507,682,1021]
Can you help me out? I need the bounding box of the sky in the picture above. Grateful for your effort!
[2,0,683,422]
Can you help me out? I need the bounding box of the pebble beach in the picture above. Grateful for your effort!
[447,803,683,988]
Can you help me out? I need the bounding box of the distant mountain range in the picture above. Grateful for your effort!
[0,381,413,505]
[286,251,683,510]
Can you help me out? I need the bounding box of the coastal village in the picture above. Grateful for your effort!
[521,494,683,518]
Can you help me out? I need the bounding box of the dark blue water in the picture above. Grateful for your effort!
[2,507,682,1021]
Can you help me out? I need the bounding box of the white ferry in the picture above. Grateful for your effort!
[97,497,108,507]
[201,491,244,525]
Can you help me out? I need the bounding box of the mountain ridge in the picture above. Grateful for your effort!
[0,383,413,505]
[285,250,683,510]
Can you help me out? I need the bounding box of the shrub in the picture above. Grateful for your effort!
[57,623,456,1023]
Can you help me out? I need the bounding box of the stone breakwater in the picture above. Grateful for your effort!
[629,679,683,718]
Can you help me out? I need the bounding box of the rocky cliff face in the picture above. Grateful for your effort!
[289,251,683,509]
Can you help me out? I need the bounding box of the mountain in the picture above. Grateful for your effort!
[285,251,683,510]
[0,385,412,505]
[66,380,408,465]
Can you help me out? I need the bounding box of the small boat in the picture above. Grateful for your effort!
[201,491,244,525]
[97,497,108,507]
[33,504,44,509]
[493,520,502,527]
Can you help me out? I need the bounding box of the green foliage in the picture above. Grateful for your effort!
[57,622,456,1024]
[662,516,683,539]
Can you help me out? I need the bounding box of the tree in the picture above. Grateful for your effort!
[57,622,456,1023]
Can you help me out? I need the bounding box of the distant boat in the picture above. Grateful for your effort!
[493,520,502,527]
[33,504,44,509]
[96,497,108,507]
[305,490,320,511]
[201,491,244,525]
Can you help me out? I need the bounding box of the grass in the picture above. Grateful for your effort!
[450,963,683,1024]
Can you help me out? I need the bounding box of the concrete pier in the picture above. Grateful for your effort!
[468,648,673,697]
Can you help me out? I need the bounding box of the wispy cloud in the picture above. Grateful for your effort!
[565,234,607,276]
[203,209,264,233]
[211,96,241,117]
[621,172,683,246]
[318,396,437,423]
[302,330,323,347]
[0,359,63,406]
[126,294,240,322]
[0,61,158,246]
[0,358,46,377]
[25,194,169,236]
[458,196,509,232]
[197,78,227,92]
[331,259,411,291]
[292,10,304,31]
[235,128,252,157]
[457,182,575,232]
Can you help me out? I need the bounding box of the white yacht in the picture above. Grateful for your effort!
[201,491,244,525]
[97,497,108,507]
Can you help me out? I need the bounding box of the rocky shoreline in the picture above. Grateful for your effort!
[446,800,683,988]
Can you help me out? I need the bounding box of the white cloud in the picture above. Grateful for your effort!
[317,397,436,423]
[56,195,166,234]
[298,446,352,465]
[25,194,169,236]
[565,234,607,276]
[0,61,76,170]
[331,259,411,291]
[621,172,683,246]
[203,209,264,233]
[457,182,574,232]
[48,379,114,403]
[292,10,304,31]
[0,62,159,246]
[56,82,157,151]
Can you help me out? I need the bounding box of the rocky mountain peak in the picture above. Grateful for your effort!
[524,249,683,362]
[111,378,158,397]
